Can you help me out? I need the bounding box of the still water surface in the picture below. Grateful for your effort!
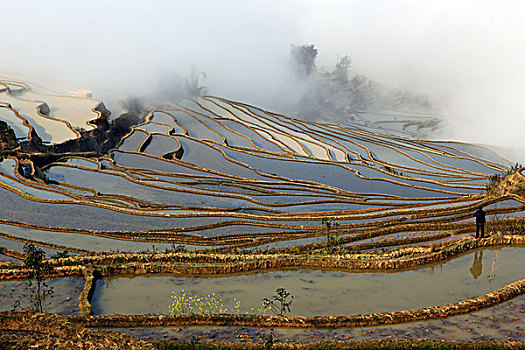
[92,247,524,316]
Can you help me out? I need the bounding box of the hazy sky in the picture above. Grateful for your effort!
[2,0,525,152]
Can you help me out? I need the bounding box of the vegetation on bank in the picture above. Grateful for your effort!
[153,339,522,350]
[486,163,524,197]
[2,235,525,348]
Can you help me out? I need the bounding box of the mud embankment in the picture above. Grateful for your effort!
[2,235,525,330]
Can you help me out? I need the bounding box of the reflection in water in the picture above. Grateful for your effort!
[469,251,483,279]
[92,248,524,316]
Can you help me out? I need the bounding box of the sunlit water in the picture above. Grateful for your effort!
[92,247,524,316]
[0,277,84,314]
[111,293,525,342]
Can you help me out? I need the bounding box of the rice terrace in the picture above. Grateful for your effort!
[1,2,525,349]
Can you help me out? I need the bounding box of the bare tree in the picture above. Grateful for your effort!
[158,66,208,101]
[185,66,208,97]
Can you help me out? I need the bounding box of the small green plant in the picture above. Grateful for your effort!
[264,329,275,349]
[321,217,342,253]
[486,174,502,194]
[189,336,199,350]
[165,244,187,253]
[508,162,522,174]
[321,217,333,232]
[510,219,525,235]
[50,250,69,259]
[262,287,293,316]
[14,244,54,313]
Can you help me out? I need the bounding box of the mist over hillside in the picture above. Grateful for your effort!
[155,46,436,126]
[1,1,524,158]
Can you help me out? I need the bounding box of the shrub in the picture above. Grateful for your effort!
[14,244,54,312]
[262,287,293,316]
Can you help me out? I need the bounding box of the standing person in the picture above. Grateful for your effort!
[474,206,486,238]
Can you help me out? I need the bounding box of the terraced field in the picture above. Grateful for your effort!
[0,78,524,346]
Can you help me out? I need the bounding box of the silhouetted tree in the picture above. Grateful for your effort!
[184,66,208,97]
[335,55,351,84]
[290,44,318,79]
[158,66,208,99]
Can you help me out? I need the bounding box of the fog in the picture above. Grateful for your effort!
[1,0,525,156]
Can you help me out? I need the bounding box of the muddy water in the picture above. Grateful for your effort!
[0,277,84,314]
[92,247,524,316]
[110,293,525,342]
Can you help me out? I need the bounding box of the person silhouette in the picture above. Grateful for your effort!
[469,251,483,279]
[474,206,486,238]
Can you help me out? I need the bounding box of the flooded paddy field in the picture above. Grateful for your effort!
[91,247,524,316]
[112,293,525,343]
[0,277,83,314]
[0,87,517,251]
[0,224,200,253]
[0,236,65,257]
[0,78,524,347]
